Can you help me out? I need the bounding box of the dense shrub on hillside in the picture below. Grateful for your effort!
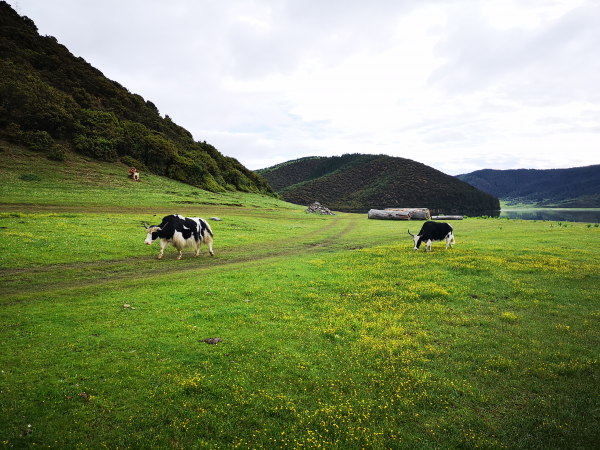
[0,1,273,195]
[120,155,147,172]
[24,130,53,152]
[0,60,80,137]
[47,143,66,161]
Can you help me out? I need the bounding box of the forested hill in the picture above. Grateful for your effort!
[0,1,272,195]
[256,154,500,212]
[457,165,600,208]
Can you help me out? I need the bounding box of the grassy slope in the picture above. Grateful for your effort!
[1,146,599,449]
[0,143,289,211]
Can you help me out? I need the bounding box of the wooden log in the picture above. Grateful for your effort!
[368,208,431,220]
[385,208,430,219]
[409,210,431,220]
[431,215,463,220]
[369,209,411,220]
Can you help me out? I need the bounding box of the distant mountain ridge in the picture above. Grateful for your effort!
[257,154,500,212]
[0,1,272,195]
[456,165,600,208]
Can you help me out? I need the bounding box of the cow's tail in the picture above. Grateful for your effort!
[205,223,213,239]
[200,219,214,239]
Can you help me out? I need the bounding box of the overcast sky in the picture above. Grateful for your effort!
[13,0,600,175]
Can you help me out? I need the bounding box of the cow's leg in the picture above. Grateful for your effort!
[202,236,214,256]
[426,240,432,252]
[158,240,169,259]
[176,249,183,260]
[194,243,200,257]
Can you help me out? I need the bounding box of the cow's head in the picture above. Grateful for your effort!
[408,229,422,250]
[143,221,165,245]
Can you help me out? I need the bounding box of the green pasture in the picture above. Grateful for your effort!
[1,147,599,449]
[1,211,599,449]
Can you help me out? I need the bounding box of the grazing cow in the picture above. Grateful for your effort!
[408,221,455,252]
[127,167,139,181]
[144,214,214,259]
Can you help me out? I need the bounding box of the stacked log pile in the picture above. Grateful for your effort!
[368,208,430,220]
[305,202,336,215]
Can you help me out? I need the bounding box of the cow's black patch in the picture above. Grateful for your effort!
[181,226,193,240]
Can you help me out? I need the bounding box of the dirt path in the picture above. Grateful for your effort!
[1,215,366,300]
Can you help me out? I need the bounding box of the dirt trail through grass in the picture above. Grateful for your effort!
[1,214,365,301]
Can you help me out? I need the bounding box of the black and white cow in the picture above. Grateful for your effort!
[144,214,214,260]
[408,221,455,252]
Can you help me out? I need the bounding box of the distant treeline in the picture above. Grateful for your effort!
[257,154,500,212]
[0,1,272,195]
[457,166,600,208]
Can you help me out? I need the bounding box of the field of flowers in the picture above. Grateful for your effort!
[1,206,599,449]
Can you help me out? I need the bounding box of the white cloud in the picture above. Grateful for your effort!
[482,0,585,30]
[14,0,600,175]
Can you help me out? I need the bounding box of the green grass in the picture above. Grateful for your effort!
[1,145,599,449]
[0,144,289,210]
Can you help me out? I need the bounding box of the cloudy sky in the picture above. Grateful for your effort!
[13,0,600,175]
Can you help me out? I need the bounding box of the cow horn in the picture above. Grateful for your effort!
[143,221,149,229]
[408,229,415,237]
[156,222,168,231]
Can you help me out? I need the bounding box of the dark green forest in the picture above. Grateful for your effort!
[0,1,272,195]
[257,154,375,191]
[457,166,600,208]
[257,154,500,212]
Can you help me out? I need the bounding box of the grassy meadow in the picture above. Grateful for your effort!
[1,145,599,449]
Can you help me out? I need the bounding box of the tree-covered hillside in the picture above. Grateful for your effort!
[457,166,600,207]
[257,154,500,212]
[257,154,375,191]
[0,1,272,195]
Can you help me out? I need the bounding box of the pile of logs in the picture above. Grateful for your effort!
[305,202,336,215]
[368,208,430,220]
